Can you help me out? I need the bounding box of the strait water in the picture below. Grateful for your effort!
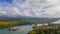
[0,25,34,34]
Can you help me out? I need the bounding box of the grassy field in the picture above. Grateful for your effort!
[0,21,19,28]
[28,25,60,34]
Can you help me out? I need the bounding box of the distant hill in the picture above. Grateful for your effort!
[0,16,59,23]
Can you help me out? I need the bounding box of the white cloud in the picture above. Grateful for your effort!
[0,11,7,14]
[0,0,60,18]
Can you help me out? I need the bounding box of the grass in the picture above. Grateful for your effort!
[0,21,19,28]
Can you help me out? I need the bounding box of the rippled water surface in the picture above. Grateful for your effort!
[0,25,34,34]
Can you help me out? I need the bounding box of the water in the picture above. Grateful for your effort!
[0,25,34,34]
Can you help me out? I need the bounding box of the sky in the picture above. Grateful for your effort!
[0,0,60,18]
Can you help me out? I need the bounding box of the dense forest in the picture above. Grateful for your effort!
[28,25,60,34]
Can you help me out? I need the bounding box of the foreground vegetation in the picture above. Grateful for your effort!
[28,25,60,34]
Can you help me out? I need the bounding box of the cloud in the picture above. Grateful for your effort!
[0,0,60,18]
[0,11,7,14]
[43,0,60,18]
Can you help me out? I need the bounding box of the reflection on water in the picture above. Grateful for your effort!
[0,25,34,34]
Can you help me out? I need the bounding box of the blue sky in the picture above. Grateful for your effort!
[0,0,60,18]
[0,0,13,3]
[0,0,25,3]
